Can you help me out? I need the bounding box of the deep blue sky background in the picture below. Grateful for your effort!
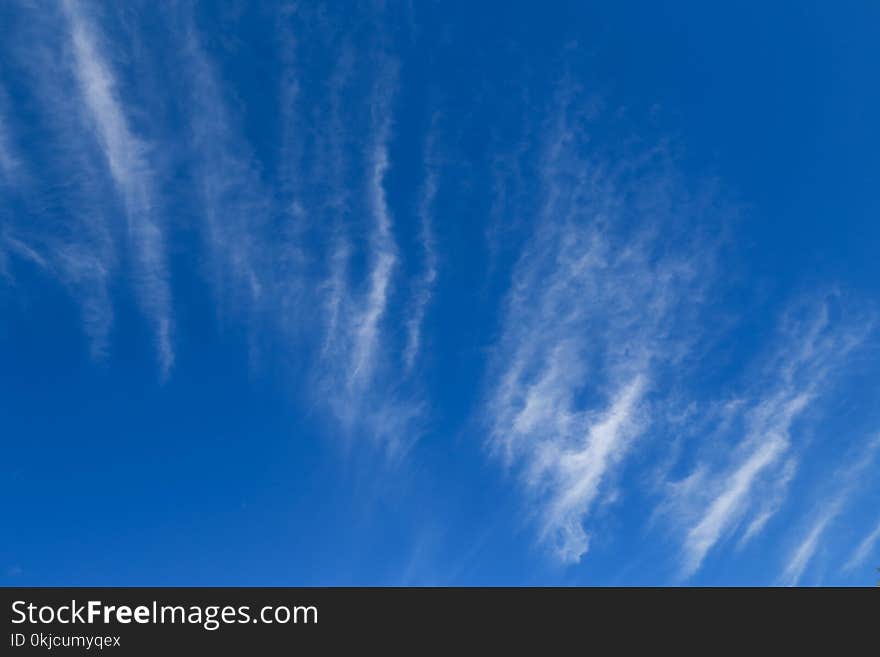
[2,1,879,585]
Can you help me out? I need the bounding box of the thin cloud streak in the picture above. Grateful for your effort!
[403,128,440,372]
[844,515,880,573]
[175,12,272,328]
[737,458,797,549]
[63,0,173,376]
[0,90,22,185]
[3,2,119,360]
[779,502,841,586]
[309,52,423,456]
[679,392,808,578]
[670,298,872,580]
[779,434,880,585]
[350,65,399,387]
[317,46,355,358]
[0,125,16,185]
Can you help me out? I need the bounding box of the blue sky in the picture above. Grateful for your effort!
[2,1,879,586]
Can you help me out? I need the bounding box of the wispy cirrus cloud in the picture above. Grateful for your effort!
[737,457,797,549]
[62,0,173,376]
[315,45,356,359]
[844,514,880,574]
[664,295,873,579]
[403,120,441,373]
[0,89,23,186]
[0,87,23,278]
[673,394,806,579]
[314,57,426,456]
[1,234,47,269]
[778,434,880,585]
[481,81,877,573]
[266,9,425,454]
[2,2,120,360]
[350,64,399,387]
[173,8,273,330]
[483,83,719,563]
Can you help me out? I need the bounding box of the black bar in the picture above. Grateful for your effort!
[1,587,876,653]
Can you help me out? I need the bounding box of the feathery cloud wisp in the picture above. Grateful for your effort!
[0,90,22,185]
[779,434,880,585]
[484,84,717,563]
[666,299,873,579]
[350,67,399,387]
[63,0,173,376]
[403,126,440,373]
[174,10,273,330]
[678,393,807,578]
[844,515,880,574]
[306,52,424,456]
[3,3,122,360]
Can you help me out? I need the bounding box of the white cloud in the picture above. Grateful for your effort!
[539,375,647,563]
[317,46,356,358]
[779,503,840,586]
[844,515,880,573]
[0,90,22,185]
[1,4,120,359]
[304,52,425,456]
[678,392,807,578]
[350,67,399,386]
[483,83,717,563]
[737,457,797,548]
[174,10,273,330]
[779,434,880,585]
[2,234,48,271]
[667,296,872,579]
[403,125,440,372]
[63,0,173,376]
